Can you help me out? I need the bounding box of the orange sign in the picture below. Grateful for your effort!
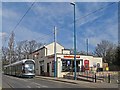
[64,55,80,59]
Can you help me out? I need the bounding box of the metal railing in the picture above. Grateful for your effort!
[64,70,119,84]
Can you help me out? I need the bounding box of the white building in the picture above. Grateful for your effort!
[29,42,103,77]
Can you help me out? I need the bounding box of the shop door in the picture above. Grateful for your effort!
[40,66,43,75]
[47,63,50,76]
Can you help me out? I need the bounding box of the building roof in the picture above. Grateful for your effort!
[30,42,64,54]
[45,42,64,48]
[29,46,45,54]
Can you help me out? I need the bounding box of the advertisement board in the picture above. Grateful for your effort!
[84,60,89,70]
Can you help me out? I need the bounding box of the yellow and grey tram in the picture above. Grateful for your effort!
[4,59,35,78]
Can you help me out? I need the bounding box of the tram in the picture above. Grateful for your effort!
[4,59,35,78]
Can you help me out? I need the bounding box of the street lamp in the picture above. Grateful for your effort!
[70,2,77,80]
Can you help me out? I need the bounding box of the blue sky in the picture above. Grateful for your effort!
[1,2,118,53]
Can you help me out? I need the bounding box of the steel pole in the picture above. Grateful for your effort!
[54,26,57,77]
[73,3,77,80]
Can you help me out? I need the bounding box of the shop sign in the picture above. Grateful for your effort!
[64,55,80,59]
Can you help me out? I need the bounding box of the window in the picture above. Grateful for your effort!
[25,61,35,73]
[62,60,72,72]
[62,60,81,72]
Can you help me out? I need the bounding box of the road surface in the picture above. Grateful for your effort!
[2,74,87,88]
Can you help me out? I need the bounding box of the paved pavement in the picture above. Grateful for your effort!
[35,75,119,88]
[2,74,119,89]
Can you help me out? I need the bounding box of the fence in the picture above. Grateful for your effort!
[64,71,119,84]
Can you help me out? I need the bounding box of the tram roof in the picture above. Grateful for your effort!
[4,59,35,67]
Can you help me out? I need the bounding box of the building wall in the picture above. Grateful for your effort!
[80,55,94,67]
[62,49,71,54]
[45,42,64,56]
[29,42,103,77]
[39,48,46,58]
[93,57,103,68]
[79,55,102,68]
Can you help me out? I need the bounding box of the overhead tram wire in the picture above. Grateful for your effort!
[55,2,116,49]
[2,2,35,47]
[34,2,116,45]
[34,32,53,41]
[13,2,35,32]
[29,2,115,45]
[3,2,116,47]
[59,2,116,32]
[75,2,115,23]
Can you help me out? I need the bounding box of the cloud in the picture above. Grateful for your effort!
[81,14,118,47]
[0,32,7,37]
[75,2,118,52]
[0,32,7,41]
[2,8,19,19]
[28,2,76,26]
[0,32,7,46]
[14,26,52,44]
[2,2,118,53]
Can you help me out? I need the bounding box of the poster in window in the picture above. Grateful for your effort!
[84,60,89,70]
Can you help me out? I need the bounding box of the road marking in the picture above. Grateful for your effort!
[5,75,28,82]
[41,85,48,88]
[27,86,31,88]
[4,75,48,88]
[36,86,41,88]
[32,82,48,88]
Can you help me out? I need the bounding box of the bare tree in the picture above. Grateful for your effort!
[94,40,116,63]
[8,31,15,63]
[15,41,23,61]
[2,47,9,65]
[114,45,120,66]
[16,40,43,60]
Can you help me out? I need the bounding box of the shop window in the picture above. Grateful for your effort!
[62,60,81,72]
[62,60,72,72]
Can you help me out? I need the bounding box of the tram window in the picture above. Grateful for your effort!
[25,64,34,70]
[24,61,35,72]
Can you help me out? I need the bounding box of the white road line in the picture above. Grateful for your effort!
[32,82,48,88]
[27,86,31,88]
[41,85,48,88]
[36,86,41,88]
[32,82,40,86]
[5,75,28,82]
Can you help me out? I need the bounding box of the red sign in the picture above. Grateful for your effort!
[84,60,89,70]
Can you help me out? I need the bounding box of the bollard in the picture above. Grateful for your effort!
[92,75,94,82]
[108,73,111,83]
[95,73,96,83]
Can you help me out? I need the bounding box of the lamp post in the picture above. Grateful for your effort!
[70,2,77,80]
[54,26,57,77]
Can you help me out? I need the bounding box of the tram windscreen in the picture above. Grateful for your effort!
[25,61,35,73]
